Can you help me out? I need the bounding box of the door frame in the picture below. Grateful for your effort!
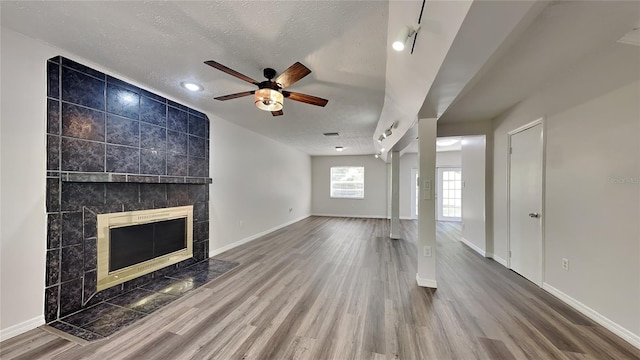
[410,168,419,219]
[436,167,462,222]
[506,117,546,287]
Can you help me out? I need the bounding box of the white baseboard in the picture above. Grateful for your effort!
[311,213,387,219]
[400,216,415,220]
[0,315,44,341]
[542,282,640,350]
[491,255,508,267]
[416,273,438,288]
[460,237,486,257]
[209,215,309,257]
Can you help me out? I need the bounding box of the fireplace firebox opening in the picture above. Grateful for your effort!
[96,206,194,291]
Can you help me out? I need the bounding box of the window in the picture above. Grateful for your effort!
[438,168,462,220]
[330,166,364,199]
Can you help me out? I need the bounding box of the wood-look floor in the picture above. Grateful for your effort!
[1,217,639,359]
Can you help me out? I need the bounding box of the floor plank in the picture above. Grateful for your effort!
[1,217,639,359]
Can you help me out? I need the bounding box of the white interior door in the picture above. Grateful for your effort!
[437,167,462,222]
[509,121,543,286]
[410,168,419,219]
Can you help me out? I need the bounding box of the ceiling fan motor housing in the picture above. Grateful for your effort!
[263,67,277,80]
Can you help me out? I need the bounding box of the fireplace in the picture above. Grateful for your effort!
[96,206,193,291]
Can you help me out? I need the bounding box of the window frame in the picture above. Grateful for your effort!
[329,166,365,199]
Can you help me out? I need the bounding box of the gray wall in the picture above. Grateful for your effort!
[311,155,388,218]
[460,136,486,254]
[492,42,639,337]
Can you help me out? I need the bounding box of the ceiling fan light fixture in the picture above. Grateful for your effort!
[254,88,283,111]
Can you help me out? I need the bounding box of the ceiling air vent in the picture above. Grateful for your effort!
[323,132,340,137]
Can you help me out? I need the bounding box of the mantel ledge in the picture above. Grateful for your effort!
[49,171,212,185]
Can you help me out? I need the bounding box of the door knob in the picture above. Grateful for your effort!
[528,212,540,218]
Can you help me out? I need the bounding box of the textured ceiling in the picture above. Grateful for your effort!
[0,1,388,155]
[437,1,640,124]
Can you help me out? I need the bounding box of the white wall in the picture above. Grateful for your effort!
[460,136,486,255]
[0,28,312,339]
[493,43,640,339]
[416,118,438,287]
[311,155,387,218]
[400,153,418,219]
[436,151,462,168]
[209,117,311,254]
[1,28,50,338]
[399,151,462,219]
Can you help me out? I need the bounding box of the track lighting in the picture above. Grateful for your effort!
[392,25,420,52]
[378,122,398,143]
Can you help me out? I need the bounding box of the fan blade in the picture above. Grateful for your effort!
[214,91,255,101]
[283,91,328,107]
[271,110,284,116]
[204,60,259,85]
[275,62,311,89]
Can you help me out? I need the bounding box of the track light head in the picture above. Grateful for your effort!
[392,25,420,52]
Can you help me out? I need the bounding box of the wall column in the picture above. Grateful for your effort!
[417,118,437,288]
[390,150,401,239]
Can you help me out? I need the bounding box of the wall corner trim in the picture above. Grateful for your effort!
[0,315,45,342]
[542,282,640,350]
[460,237,486,257]
[209,215,310,257]
[416,273,438,288]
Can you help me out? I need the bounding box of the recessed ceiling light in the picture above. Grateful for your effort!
[437,139,458,147]
[335,146,344,152]
[180,81,203,92]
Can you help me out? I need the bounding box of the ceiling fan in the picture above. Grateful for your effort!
[204,60,328,116]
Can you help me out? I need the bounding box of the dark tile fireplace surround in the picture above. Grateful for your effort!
[45,56,214,330]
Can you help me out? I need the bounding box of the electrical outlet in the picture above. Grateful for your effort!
[562,258,569,271]
[423,246,432,257]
